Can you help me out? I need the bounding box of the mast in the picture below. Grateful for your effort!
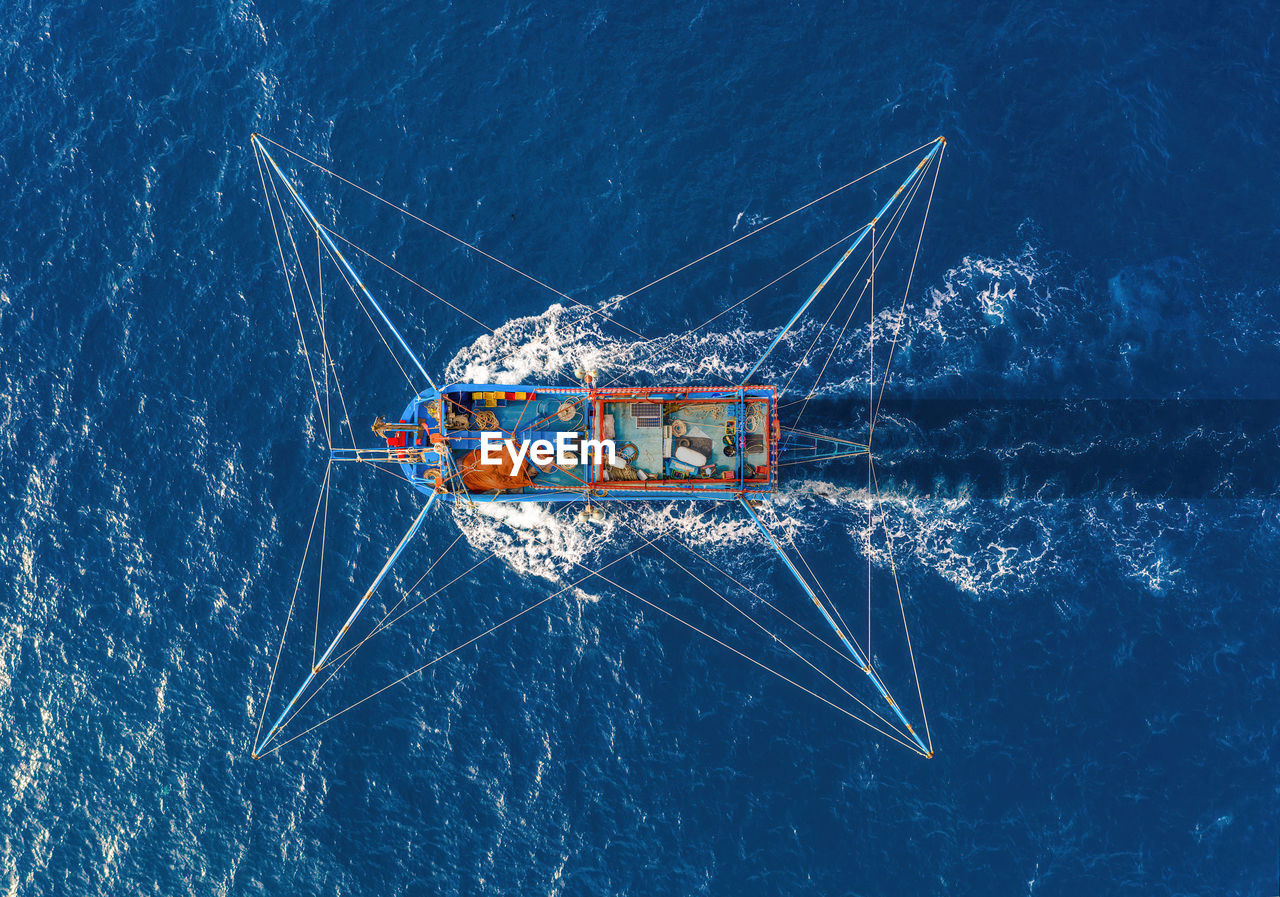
[740,137,945,386]
[776,429,869,465]
[251,134,439,392]
[737,496,930,755]
[254,494,437,756]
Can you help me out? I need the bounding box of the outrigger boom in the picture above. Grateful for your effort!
[250,134,944,759]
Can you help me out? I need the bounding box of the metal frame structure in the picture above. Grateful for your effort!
[249,134,944,759]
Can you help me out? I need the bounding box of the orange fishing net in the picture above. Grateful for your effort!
[459,444,534,492]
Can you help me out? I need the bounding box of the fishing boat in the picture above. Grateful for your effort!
[248,134,946,760]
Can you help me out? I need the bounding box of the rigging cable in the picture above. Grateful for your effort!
[257,511,689,756]
[484,142,939,380]
[253,142,331,447]
[867,222,874,657]
[250,461,332,752]
[612,513,911,741]
[321,234,421,394]
[314,449,331,669]
[869,455,934,754]
[778,254,864,398]
[572,530,926,755]
[589,140,938,324]
[318,223,497,335]
[268,158,339,448]
[649,512,863,668]
[789,523,863,665]
[777,150,928,411]
[314,232,361,452]
[779,153,931,440]
[871,140,945,441]
[251,134,647,344]
[774,150,934,404]
[320,503,580,671]
[601,224,867,388]
[318,231,334,456]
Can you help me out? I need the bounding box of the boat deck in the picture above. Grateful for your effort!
[377,384,778,503]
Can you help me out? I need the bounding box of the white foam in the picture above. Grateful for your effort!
[436,253,1221,601]
[452,500,609,585]
[444,294,789,388]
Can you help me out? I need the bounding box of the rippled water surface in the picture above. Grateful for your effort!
[2,2,1278,895]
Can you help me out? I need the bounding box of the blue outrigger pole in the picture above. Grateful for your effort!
[251,134,439,392]
[738,498,929,755]
[733,142,943,756]
[740,137,945,387]
[254,493,437,757]
[251,137,449,756]
[776,429,868,465]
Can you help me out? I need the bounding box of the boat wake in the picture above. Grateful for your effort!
[443,235,1278,605]
[443,297,786,387]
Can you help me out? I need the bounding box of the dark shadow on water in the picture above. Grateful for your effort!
[785,397,1280,499]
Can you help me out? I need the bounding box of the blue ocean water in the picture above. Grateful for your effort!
[3,1,1279,894]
